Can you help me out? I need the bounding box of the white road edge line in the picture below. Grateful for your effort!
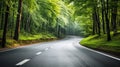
[36,52,42,55]
[16,59,30,66]
[45,48,48,51]
[81,44,120,61]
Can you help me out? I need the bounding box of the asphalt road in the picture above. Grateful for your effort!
[0,36,120,67]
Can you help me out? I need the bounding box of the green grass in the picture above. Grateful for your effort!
[19,32,56,40]
[0,31,57,48]
[80,33,120,53]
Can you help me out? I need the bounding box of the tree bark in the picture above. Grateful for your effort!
[101,0,106,34]
[0,1,4,30]
[105,0,111,41]
[14,0,22,40]
[93,7,101,36]
[1,5,9,48]
[111,0,118,35]
[96,11,101,36]
[92,12,96,35]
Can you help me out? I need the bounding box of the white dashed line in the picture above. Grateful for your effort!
[16,59,30,66]
[36,52,42,55]
[45,48,48,51]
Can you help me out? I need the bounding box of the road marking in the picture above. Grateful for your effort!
[45,48,48,51]
[36,52,42,55]
[81,45,120,61]
[16,59,30,66]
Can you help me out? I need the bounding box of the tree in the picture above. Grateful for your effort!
[1,1,10,47]
[101,0,106,34]
[105,0,111,41]
[14,0,23,40]
[111,0,118,35]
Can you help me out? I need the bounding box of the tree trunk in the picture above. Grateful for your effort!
[14,0,22,40]
[0,1,4,30]
[102,10,105,34]
[92,12,96,35]
[111,0,118,35]
[105,0,111,41]
[1,5,9,48]
[93,7,101,36]
[96,11,101,36]
[101,0,106,34]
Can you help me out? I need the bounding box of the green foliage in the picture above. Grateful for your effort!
[1,32,57,48]
[75,16,92,36]
[1,0,77,47]
[1,0,119,48]
[19,32,56,40]
[80,33,120,53]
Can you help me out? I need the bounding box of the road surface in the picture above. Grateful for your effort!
[0,36,120,67]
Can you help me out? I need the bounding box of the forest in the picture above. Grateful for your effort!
[0,0,120,54]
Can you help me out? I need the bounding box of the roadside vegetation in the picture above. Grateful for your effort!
[0,0,120,55]
[0,31,57,48]
[0,0,80,48]
[66,0,120,55]
[80,33,120,54]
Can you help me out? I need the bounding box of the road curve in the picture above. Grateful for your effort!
[0,36,120,67]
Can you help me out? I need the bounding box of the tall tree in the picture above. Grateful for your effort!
[111,0,118,35]
[92,12,96,35]
[14,0,23,40]
[92,0,101,36]
[101,0,106,34]
[105,0,111,41]
[1,1,10,47]
[0,0,5,30]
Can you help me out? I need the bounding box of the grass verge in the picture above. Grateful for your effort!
[0,32,57,48]
[80,34,120,56]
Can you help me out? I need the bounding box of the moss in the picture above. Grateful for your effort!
[80,34,120,53]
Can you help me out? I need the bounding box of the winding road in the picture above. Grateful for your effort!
[0,36,120,67]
